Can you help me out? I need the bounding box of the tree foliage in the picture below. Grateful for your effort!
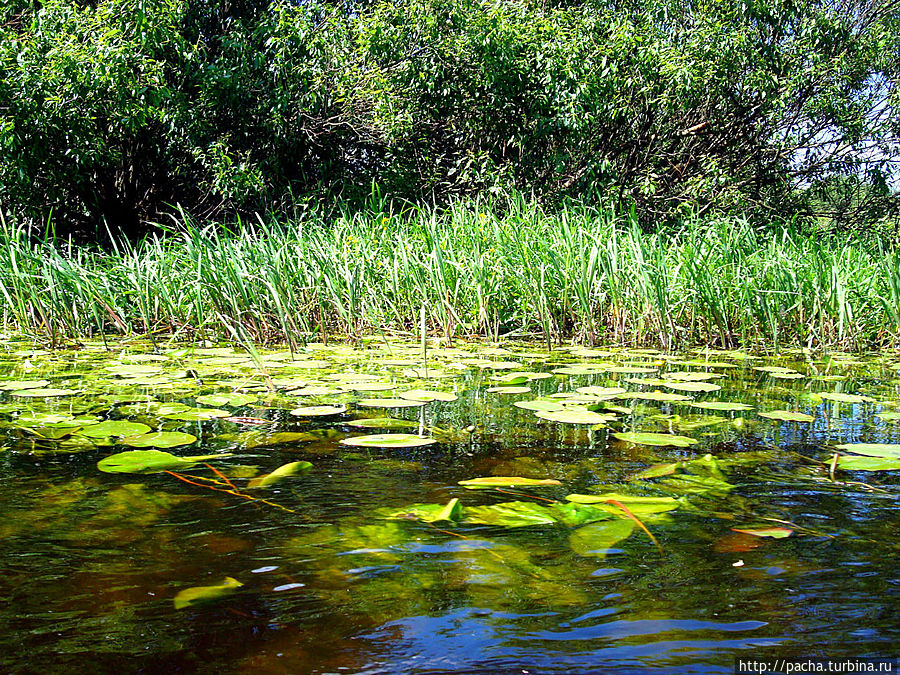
[0,0,898,235]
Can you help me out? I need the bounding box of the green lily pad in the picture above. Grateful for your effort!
[287,386,343,396]
[488,373,529,385]
[458,477,562,489]
[289,405,347,417]
[398,389,458,402]
[97,449,227,473]
[174,577,243,610]
[79,420,153,439]
[339,434,437,448]
[731,527,793,538]
[0,379,51,391]
[875,412,900,421]
[247,461,312,488]
[818,393,876,404]
[687,402,753,411]
[552,365,609,376]
[162,408,231,421]
[621,391,693,402]
[11,388,80,397]
[835,455,900,471]
[834,443,900,458]
[575,386,628,397]
[513,400,567,412]
[565,493,680,515]
[121,432,199,448]
[757,410,815,422]
[486,386,531,394]
[345,417,420,429]
[663,371,722,381]
[662,382,721,393]
[612,432,697,447]
[357,398,427,408]
[569,519,636,557]
[195,393,258,407]
[338,382,396,392]
[535,409,616,425]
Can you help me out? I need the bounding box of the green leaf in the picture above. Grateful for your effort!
[834,443,900,458]
[757,410,815,422]
[398,389,457,402]
[121,432,198,448]
[836,455,900,471]
[97,449,230,473]
[78,420,153,438]
[818,393,876,404]
[687,401,753,411]
[247,461,312,488]
[569,520,636,557]
[174,577,243,610]
[289,405,347,417]
[379,498,461,523]
[565,493,680,516]
[357,398,426,408]
[535,409,615,425]
[457,477,562,489]
[613,432,697,447]
[339,433,437,448]
[195,393,258,406]
[462,501,558,527]
[731,527,793,538]
[345,417,420,429]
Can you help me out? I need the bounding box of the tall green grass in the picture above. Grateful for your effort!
[1,199,898,350]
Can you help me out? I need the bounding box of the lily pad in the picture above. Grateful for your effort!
[687,402,753,411]
[662,382,721,393]
[339,434,437,448]
[552,365,609,376]
[613,432,697,447]
[513,400,567,412]
[621,391,693,402]
[247,461,312,488]
[535,409,616,425]
[834,443,900,458]
[195,393,258,407]
[121,432,199,448]
[346,417,420,429]
[357,398,427,409]
[174,577,243,610]
[565,493,680,515]
[818,393,876,404]
[78,420,153,439]
[0,379,51,391]
[486,386,531,394]
[398,389,458,402]
[575,386,627,397]
[835,455,900,471]
[757,410,815,422]
[731,527,793,538]
[162,408,231,421]
[97,449,228,473]
[11,388,80,397]
[289,405,347,417]
[458,477,562,489]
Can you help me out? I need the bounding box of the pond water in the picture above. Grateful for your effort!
[1,337,899,674]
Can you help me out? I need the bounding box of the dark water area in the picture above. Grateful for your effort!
[1,338,899,673]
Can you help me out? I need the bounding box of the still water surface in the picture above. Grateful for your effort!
[1,339,898,673]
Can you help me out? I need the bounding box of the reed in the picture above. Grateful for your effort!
[1,198,897,350]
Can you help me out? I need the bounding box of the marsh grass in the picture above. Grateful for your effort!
[1,199,898,349]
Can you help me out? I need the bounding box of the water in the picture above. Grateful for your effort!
[1,339,899,673]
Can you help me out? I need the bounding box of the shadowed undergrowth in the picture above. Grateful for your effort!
[2,198,900,350]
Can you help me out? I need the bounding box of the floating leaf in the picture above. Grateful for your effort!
[552,365,609,375]
[458,476,562,489]
[535,409,615,425]
[174,577,243,610]
[875,412,900,421]
[834,443,900,458]
[247,461,312,488]
[379,498,461,523]
[663,371,723,382]
[338,382,396,392]
[569,520,636,557]
[339,434,437,448]
[0,379,50,391]
[687,402,753,411]
[398,389,458,402]
[488,373,529,385]
[513,400,566,412]
[97,449,228,473]
[243,431,318,448]
[11,388,80,397]
[758,410,815,422]
[575,386,627,397]
[621,391,693,402]
[658,474,734,495]
[287,386,343,396]
[818,393,876,404]
[612,432,697,447]
[486,386,531,394]
[346,417,419,429]
[289,405,347,417]
[731,527,793,538]
[195,393,258,407]
[835,455,900,471]
[566,493,680,515]
[162,408,231,421]
[357,398,427,408]
[121,432,198,448]
[605,366,657,374]
[663,381,721,392]
[78,420,153,438]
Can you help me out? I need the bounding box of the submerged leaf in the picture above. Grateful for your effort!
[569,520,636,557]
[174,577,243,610]
[247,461,312,488]
[463,501,558,527]
[379,498,462,523]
